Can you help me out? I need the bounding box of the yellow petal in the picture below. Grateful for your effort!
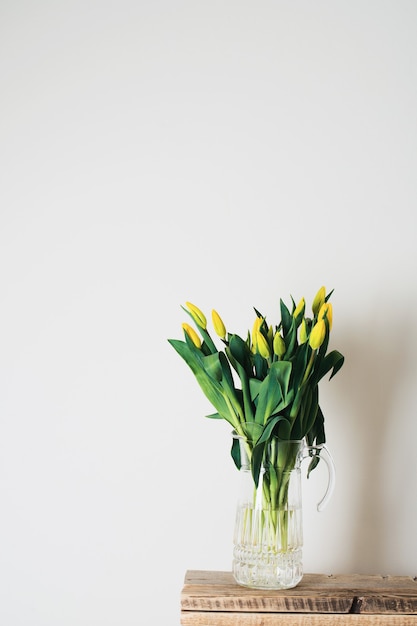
[309,319,326,350]
[251,317,263,352]
[273,332,286,357]
[312,286,326,316]
[252,316,263,333]
[299,318,308,344]
[182,322,202,348]
[256,331,270,359]
[185,301,207,329]
[211,309,226,339]
[318,302,333,331]
[293,297,305,319]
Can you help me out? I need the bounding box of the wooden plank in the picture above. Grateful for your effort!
[180,611,417,625]
[181,571,417,615]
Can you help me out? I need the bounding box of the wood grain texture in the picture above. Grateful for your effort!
[181,571,417,616]
[180,611,417,625]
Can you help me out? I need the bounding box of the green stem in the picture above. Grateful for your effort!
[300,350,316,386]
[289,350,317,421]
[235,361,254,423]
[224,393,245,431]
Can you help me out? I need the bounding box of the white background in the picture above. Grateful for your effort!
[1,1,417,624]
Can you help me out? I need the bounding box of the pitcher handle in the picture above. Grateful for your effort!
[302,444,335,512]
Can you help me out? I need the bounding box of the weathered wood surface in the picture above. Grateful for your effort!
[181,570,417,618]
[181,611,417,625]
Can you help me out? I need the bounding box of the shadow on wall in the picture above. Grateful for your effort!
[341,305,416,574]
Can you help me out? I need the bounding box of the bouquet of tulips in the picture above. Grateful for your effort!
[169,287,344,574]
[169,286,344,487]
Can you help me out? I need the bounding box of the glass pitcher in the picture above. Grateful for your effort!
[232,435,335,589]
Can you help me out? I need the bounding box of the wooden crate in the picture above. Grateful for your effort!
[181,570,417,625]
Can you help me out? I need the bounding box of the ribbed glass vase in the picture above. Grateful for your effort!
[232,435,335,590]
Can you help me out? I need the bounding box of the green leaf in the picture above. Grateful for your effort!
[203,353,223,381]
[283,317,298,359]
[218,351,237,389]
[300,384,319,437]
[324,289,334,303]
[226,335,255,422]
[254,373,282,424]
[271,360,292,396]
[168,338,202,372]
[253,353,268,379]
[318,350,345,381]
[168,339,239,429]
[253,361,292,424]
[231,436,242,470]
[249,377,262,402]
[315,406,326,445]
[227,334,253,377]
[307,454,320,478]
[242,421,263,444]
[280,298,292,336]
[306,406,325,477]
[291,341,310,390]
[251,415,291,486]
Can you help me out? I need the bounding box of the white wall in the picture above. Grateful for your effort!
[1,1,416,624]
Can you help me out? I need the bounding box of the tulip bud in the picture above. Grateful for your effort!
[299,318,308,344]
[252,316,263,333]
[256,331,270,359]
[273,331,286,357]
[293,297,305,319]
[251,317,263,352]
[318,302,333,331]
[185,302,207,329]
[211,309,226,339]
[312,286,326,316]
[182,322,202,348]
[309,319,326,350]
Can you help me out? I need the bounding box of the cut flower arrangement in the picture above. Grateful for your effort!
[169,286,344,589]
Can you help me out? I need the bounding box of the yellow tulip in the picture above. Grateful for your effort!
[185,301,207,329]
[211,309,226,339]
[318,302,333,330]
[312,286,326,316]
[293,297,305,319]
[273,332,286,357]
[309,319,326,350]
[251,317,263,352]
[252,316,263,333]
[182,322,202,348]
[299,318,308,344]
[256,331,270,359]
